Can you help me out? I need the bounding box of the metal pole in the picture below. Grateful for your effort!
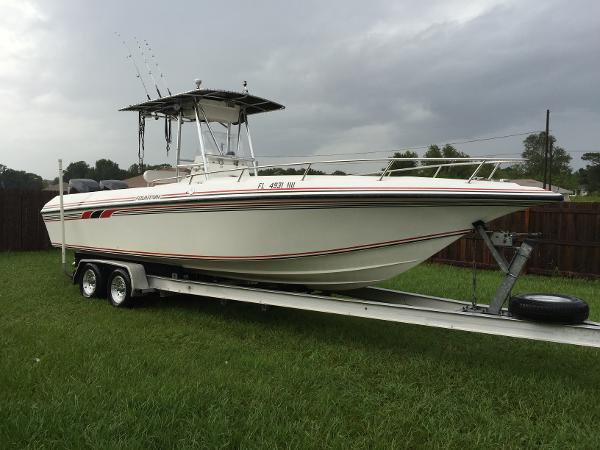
[58,159,66,274]
[379,160,394,181]
[548,139,553,191]
[198,103,223,155]
[543,109,550,189]
[487,162,501,180]
[244,112,258,176]
[236,110,242,155]
[301,163,312,181]
[467,161,485,183]
[175,112,182,181]
[227,123,232,154]
[193,102,209,180]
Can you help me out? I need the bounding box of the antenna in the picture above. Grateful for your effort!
[115,32,151,100]
[144,40,172,96]
[134,36,162,98]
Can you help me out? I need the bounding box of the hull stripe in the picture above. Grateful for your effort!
[41,196,554,221]
[42,186,561,211]
[51,228,470,261]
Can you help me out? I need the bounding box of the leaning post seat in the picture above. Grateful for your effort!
[143,170,179,186]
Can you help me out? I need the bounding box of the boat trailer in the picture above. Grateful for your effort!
[72,222,600,349]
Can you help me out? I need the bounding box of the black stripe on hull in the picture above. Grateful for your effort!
[41,190,563,215]
[41,196,557,221]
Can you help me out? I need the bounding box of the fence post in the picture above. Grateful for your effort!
[58,160,66,273]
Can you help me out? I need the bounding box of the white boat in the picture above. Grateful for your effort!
[41,86,562,290]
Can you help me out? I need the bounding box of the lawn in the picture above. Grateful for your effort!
[570,194,600,202]
[1,251,600,449]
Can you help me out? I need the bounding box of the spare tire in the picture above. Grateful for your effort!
[509,293,589,324]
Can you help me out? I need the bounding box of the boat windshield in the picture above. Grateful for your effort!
[201,123,245,156]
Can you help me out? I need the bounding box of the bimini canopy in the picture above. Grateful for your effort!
[120,89,285,123]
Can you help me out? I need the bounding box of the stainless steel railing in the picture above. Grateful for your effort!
[148,157,524,186]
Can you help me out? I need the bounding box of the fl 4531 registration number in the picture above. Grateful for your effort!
[257,181,296,189]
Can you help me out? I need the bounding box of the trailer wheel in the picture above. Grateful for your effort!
[107,269,133,307]
[509,293,589,324]
[79,263,105,298]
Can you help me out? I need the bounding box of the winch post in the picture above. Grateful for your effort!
[487,240,534,314]
[473,221,535,315]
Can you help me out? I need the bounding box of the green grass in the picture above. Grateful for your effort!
[1,251,600,449]
[570,194,600,202]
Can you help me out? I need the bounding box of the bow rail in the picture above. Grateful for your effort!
[162,156,523,185]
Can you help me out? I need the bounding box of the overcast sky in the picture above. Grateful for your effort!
[1,0,599,178]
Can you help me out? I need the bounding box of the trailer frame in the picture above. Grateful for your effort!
[71,254,600,349]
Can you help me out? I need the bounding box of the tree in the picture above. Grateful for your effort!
[423,145,443,159]
[386,150,419,176]
[64,161,93,182]
[0,164,44,190]
[423,144,472,178]
[520,133,572,186]
[440,145,473,178]
[64,159,131,182]
[494,164,523,181]
[94,159,127,181]
[582,152,600,166]
[581,152,600,193]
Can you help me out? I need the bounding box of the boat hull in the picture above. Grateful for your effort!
[42,193,528,289]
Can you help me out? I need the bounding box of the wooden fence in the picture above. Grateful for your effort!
[0,190,57,251]
[2,190,600,278]
[431,203,600,278]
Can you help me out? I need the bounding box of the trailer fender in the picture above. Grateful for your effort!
[73,259,151,296]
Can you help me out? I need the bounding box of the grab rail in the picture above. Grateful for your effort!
[150,157,524,185]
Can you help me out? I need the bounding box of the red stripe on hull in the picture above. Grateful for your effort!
[51,228,469,260]
[100,209,116,218]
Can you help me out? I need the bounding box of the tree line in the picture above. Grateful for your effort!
[60,160,171,183]
[0,160,169,190]
[388,132,599,193]
[0,164,44,190]
[1,133,599,192]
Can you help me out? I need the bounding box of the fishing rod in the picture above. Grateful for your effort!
[134,36,162,98]
[115,32,151,100]
[144,40,172,96]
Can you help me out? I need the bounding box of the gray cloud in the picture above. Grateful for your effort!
[1,0,598,178]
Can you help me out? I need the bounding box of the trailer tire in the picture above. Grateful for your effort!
[509,293,589,324]
[107,269,133,307]
[79,263,106,298]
